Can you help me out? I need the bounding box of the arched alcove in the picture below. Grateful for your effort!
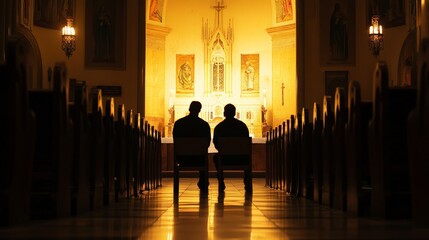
[397,29,417,87]
[8,27,43,90]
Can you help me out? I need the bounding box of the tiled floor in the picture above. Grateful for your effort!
[1,178,429,239]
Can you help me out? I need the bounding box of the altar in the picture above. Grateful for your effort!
[161,137,266,177]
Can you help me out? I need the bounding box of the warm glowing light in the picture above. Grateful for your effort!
[369,15,383,57]
[61,18,76,58]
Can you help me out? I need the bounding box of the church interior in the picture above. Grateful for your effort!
[1,0,429,239]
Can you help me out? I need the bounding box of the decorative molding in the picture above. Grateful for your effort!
[266,24,296,35]
[146,24,171,37]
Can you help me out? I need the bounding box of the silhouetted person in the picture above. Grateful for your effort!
[173,101,211,191]
[213,104,250,191]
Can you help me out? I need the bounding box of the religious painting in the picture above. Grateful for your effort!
[85,0,126,69]
[367,0,405,28]
[33,0,75,29]
[147,0,166,25]
[241,54,259,97]
[272,0,295,26]
[325,71,348,102]
[320,0,355,66]
[176,54,194,96]
[21,0,34,30]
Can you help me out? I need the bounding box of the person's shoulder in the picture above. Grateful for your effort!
[174,117,185,125]
[196,117,209,124]
[234,118,246,125]
[237,118,249,129]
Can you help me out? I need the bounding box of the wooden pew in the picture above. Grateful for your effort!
[274,125,281,190]
[295,113,303,197]
[115,104,127,200]
[301,108,313,199]
[132,113,142,197]
[68,80,90,215]
[312,103,323,203]
[368,62,416,218]
[321,96,334,207]
[138,117,146,193]
[288,117,297,195]
[144,121,152,190]
[125,109,134,197]
[280,122,287,191]
[88,89,105,210]
[345,80,372,216]
[149,126,156,189]
[29,63,73,218]
[0,65,36,225]
[103,98,116,205]
[332,87,348,211]
[285,119,292,193]
[407,38,429,223]
[155,129,163,188]
[265,130,273,188]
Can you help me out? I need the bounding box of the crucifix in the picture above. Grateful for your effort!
[213,1,225,27]
[281,83,285,106]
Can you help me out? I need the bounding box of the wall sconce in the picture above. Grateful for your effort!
[369,15,383,57]
[62,18,76,58]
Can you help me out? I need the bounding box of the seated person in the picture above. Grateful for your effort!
[213,104,251,192]
[173,101,211,191]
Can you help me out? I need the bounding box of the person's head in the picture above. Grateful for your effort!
[224,104,236,118]
[189,101,202,115]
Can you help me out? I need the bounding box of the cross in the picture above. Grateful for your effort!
[212,1,225,27]
[281,83,285,106]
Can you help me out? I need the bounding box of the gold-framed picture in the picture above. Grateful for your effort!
[176,54,195,96]
[241,54,259,96]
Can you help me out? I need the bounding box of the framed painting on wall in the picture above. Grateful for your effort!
[85,0,126,69]
[176,54,195,96]
[320,0,355,66]
[241,54,260,97]
[33,0,75,29]
[367,0,405,28]
[272,0,295,26]
[325,71,348,101]
[147,0,166,25]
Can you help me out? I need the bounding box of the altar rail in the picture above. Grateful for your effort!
[161,137,266,177]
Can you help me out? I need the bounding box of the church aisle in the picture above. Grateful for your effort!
[1,178,428,239]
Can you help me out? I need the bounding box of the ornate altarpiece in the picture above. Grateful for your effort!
[202,2,233,98]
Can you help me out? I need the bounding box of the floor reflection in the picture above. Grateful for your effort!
[213,192,253,239]
[1,178,428,239]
